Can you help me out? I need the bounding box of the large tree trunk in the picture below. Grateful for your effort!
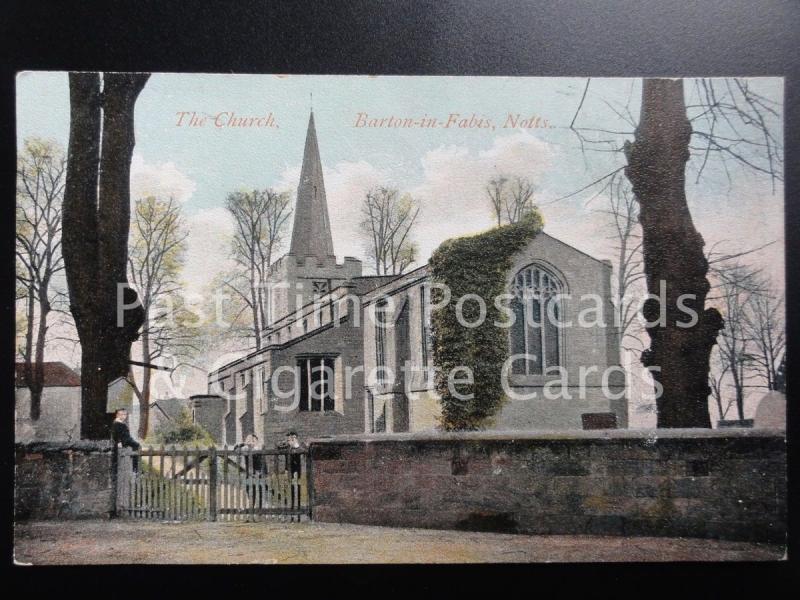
[63,72,149,440]
[624,78,723,428]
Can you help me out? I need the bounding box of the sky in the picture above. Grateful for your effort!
[16,73,785,418]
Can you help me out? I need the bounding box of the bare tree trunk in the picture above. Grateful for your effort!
[624,79,723,428]
[22,286,42,419]
[733,362,745,421]
[31,294,50,419]
[63,72,148,440]
[249,257,261,350]
[137,322,152,439]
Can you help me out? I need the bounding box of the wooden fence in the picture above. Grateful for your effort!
[114,446,311,522]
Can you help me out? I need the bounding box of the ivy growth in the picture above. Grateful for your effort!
[429,212,543,430]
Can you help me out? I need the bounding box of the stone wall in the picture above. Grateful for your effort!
[309,429,786,543]
[15,441,113,520]
[15,387,81,443]
[190,395,227,444]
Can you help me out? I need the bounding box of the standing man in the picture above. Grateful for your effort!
[111,408,141,472]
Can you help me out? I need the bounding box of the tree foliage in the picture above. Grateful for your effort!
[485,175,538,227]
[153,407,214,446]
[16,137,68,419]
[429,211,543,430]
[223,188,292,350]
[359,186,420,275]
[128,195,190,437]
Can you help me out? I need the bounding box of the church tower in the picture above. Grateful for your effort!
[265,110,362,326]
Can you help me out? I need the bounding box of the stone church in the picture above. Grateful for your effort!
[199,111,627,448]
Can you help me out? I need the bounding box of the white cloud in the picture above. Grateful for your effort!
[325,160,393,260]
[688,180,785,292]
[274,160,392,263]
[269,132,560,272]
[182,207,234,296]
[539,197,616,262]
[130,153,197,203]
[409,131,558,262]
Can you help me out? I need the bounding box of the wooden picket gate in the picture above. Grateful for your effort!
[113,446,311,522]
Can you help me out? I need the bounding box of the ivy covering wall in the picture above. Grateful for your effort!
[428,212,543,430]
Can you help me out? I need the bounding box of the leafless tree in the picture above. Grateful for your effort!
[743,285,785,392]
[360,186,420,275]
[506,176,537,224]
[709,345,733,422]
[62,72,150,439]
[127,196,191,437]
[594,173,644,351]
[225,188,292,350]
[486,176,507,227]
[713,262,765,422]
[561,77,782,428]
[16,138,67,419]
[485,175,538,226]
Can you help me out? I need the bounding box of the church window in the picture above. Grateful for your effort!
[420,284,431,382]
[375,299,388,383]
[254,366,264,413]
[510,265,563,375]
[297,357,335,412]
[302,318,308,334]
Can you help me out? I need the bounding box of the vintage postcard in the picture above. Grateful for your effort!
[14,73,785,563]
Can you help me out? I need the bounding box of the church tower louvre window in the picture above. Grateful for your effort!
[312,280,329,295]
[510,264,564,375]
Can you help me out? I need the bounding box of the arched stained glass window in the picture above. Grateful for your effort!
[510,265,563,375]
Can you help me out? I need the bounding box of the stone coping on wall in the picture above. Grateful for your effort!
[15,440,114,453]
[308,427,786,445]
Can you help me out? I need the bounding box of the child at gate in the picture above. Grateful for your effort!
[111,408,141,473]
[234,434,264,513]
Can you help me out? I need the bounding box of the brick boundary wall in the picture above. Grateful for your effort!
[308,429,787,543]
[15,441,114,520]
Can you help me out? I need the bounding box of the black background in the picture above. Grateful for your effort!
[1,0,798,595]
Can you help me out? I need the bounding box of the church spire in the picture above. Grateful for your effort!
[289,110,335,258]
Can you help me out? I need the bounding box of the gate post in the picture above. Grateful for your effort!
[306,450,314,521]
[209,446,217,522]
[110,443,118,518]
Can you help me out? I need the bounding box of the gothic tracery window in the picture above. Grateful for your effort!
[510,265,563,375]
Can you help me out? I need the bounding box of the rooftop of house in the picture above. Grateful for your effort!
[15,362,81,388]
[150,397,191,421]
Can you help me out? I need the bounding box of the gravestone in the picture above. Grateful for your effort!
[754,391,786,429]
